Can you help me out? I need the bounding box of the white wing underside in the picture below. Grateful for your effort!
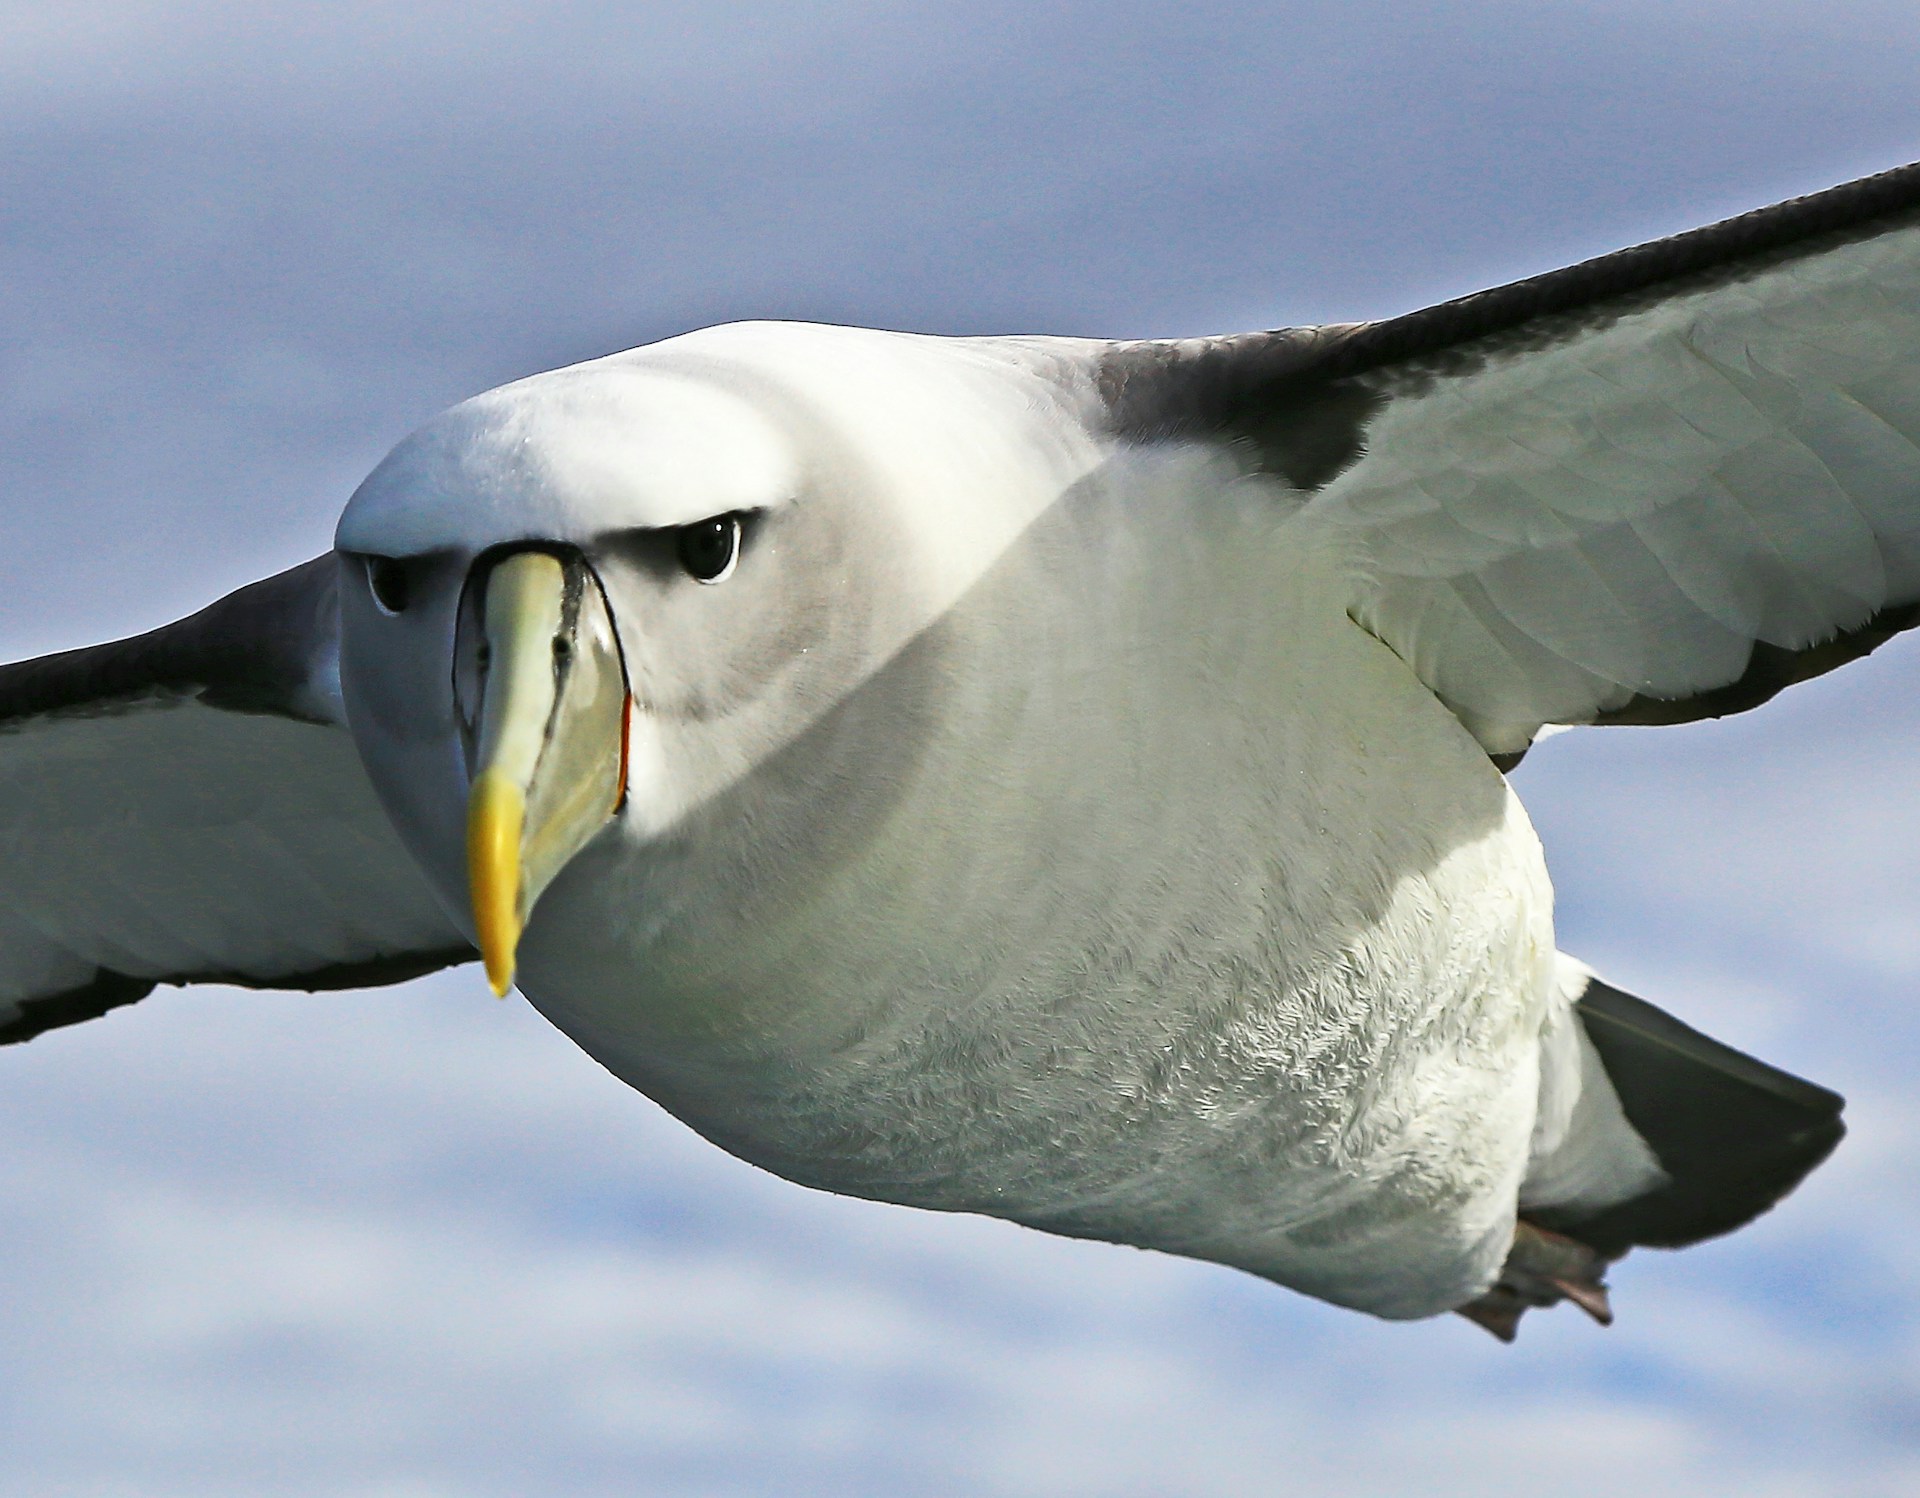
[0,559,471,1044]
[1087,163,1920,757]
[1312,218,1920,752]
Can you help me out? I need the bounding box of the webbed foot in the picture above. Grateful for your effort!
[1455,1220,1618,1343]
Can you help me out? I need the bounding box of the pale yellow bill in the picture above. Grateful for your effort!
[463,550,628,997]
[465,552,567,997]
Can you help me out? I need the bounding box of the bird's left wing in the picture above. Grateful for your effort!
[0,556,474,1045]
[1094,160,1920,759]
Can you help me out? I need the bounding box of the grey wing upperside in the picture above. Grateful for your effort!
[0,555,474,1045]
[1093,159,1920,758]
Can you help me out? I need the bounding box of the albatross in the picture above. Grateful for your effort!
[5,161,1914,1341]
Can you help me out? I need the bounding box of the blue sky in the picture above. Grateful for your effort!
[3,3,1920,1493]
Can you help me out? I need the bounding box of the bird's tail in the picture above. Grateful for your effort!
[1530,970,1845,1258]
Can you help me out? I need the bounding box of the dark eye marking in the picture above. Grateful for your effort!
[366,556,413,614]
[676,513,744,584]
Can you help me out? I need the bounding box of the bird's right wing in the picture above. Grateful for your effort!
[0,556,474,1045]
[1092,160,1920,759]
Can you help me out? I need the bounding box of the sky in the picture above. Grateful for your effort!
[3,2,1920,1493]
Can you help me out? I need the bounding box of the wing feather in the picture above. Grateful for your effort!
[0,557,473,1045]
[1093,159,1920,753]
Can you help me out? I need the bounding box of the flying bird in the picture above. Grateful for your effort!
[6,161,1916,1341]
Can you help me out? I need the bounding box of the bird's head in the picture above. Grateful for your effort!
[332,322,1087,995]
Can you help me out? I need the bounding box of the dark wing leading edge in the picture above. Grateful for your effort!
[0,556,474,1045]
[1097,160,1920,759]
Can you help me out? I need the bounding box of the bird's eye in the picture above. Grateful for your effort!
[366,556,412,614]
[676,514,743,584]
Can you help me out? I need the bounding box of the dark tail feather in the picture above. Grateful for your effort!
[1534,978,1845,1258]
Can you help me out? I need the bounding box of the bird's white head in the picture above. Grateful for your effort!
[331,322,1092,995]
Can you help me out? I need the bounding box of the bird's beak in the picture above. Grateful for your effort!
[462,550,629,995]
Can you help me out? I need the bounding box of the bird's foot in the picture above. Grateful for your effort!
[1455,1219,1617,1343]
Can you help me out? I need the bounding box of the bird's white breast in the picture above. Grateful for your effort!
[518,446,1557,1319]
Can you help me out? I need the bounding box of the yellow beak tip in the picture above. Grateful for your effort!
[468,769,527,1004]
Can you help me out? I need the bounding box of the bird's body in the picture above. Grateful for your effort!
[515,406,1559,1320]
[341,322,1629,1319]
[8,164,1910,1335]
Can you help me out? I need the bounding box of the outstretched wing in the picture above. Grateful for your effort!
[1096,160,1920,757]
[0,556,474,1045]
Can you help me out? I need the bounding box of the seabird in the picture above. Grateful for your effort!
[7,161,1915,1340]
